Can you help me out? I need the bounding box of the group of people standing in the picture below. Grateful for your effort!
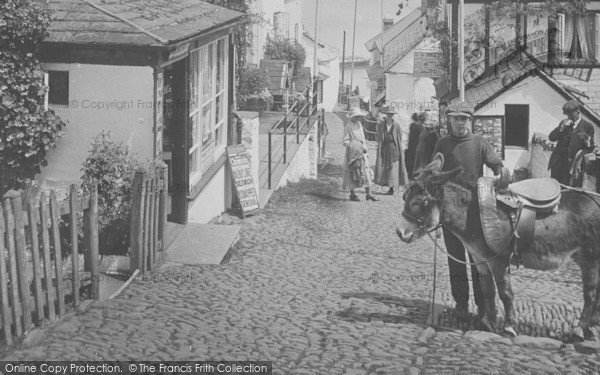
[342,104,436,201]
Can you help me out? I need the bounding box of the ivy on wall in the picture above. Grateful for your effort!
[0,0,66,195]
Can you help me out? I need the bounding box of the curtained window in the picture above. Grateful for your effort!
[556,13,600,62]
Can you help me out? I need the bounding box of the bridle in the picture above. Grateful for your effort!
[401,185,442,236]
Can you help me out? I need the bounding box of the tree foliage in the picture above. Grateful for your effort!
[0,0,66,195]
[264,36,307,76]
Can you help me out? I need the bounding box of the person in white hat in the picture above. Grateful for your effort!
[342,107,378,201]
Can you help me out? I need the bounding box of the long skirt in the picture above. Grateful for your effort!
[375,160,401,187]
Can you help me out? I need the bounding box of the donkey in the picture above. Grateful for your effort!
[397,153,600,338]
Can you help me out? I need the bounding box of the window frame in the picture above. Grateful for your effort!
[551,11,600,66]
[188,36,229,185]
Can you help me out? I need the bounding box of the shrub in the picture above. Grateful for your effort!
[264,36,307,76]
[238,66,272,102]
[81,132,140,255]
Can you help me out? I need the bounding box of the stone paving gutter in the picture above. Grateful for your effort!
[0,111,599,374]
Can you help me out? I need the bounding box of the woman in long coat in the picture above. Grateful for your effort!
[374,105,409,195]
[342,107,378,202]
[405,112,427,178]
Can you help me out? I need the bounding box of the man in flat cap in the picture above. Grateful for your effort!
[548,99,595,185]
[413,104,507,323]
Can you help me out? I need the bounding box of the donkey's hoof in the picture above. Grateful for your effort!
[503,326,517,337]
[475,317,493,332]
[572,327,585,342]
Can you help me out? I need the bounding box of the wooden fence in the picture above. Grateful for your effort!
[0,184,98,345]
[129,164,167,274]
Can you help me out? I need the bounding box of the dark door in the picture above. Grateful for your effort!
[505,104,529,149]
[165,59,188,224]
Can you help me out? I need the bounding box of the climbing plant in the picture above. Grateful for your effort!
[0,0,66,195]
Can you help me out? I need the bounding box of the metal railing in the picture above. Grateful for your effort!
[267,77,320,189]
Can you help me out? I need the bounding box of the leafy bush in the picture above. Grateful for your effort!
[81,132,140,255]
[0,0,66,196]
[264,36,307,76]
[238,66,272,101]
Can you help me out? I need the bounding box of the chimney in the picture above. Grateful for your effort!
[383,12,394,31]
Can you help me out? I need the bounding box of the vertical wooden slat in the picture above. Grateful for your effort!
[147,176,155,271]
[87,185,99,300]
[142,179,150,273]
[6,191,32,331]
[3,197,22,336]
[69,185,79,307]
[39,193,55,320]
[159,163,168,265]
[152,174,159,268]
[0,205,13,344]
[130,169,146,274]
[49,192,64,316]
[27,200,44,325]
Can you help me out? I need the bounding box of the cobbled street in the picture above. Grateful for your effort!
[1,113,600,374]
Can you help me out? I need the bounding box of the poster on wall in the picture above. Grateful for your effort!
[154,72,164,158]
[226,144,259,218]
[472,116,504,160]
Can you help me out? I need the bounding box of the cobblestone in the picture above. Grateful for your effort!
[0,111,599,373]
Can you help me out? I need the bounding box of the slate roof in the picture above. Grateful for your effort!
[302,32,340,62]
[442,53,600,125]
[365,8,423,53]
[552,69,600,120]
[46,0,246,47]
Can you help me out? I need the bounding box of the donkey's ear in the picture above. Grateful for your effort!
[423,153,444,174]
[429,166,463,185]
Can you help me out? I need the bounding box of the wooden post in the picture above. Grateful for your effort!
[6,191,32,331]
[130,168,146,274]
[147,176,155,271]
[39,193,56,320]
[86,185,99,300]
[3,197,21,336]
[69,185,79,307]
[49,192,65,316]
[0,205,12,344]
[26,200,44,325]
[142,179,150,273]
[159,163,168,265]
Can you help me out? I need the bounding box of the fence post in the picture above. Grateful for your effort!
[85,184,99,300]
[69,185,80,307]
[159,163,168,265]
[49,191,65,316]
[268,132,272,189]
[284,113,288,164]
[0,205,11,345]
[130,168,146,274]
[296,97,300,144]
[5,190,32,331]
[26,198,43,325]
[321,109,327,157]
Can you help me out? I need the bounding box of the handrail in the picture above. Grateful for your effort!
[266,77,321,189]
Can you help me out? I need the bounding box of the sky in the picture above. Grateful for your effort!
[303,0,421,60]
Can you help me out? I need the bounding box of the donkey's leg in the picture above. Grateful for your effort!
[490,259,516,336]
[473,259,497,332]
[578,253,599,337]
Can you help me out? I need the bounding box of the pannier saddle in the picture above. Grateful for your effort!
[478,177,562,267]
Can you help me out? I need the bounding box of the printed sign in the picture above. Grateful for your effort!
[226,145,260,217]
[472,116,504,160]
[154,72,164,158]
[414,51,445,78]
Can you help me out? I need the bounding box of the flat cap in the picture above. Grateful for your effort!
[447,107,474,117]
[562,100,580,114]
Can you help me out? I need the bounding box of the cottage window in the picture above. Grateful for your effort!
[556,13,600,62]
[273,12,289,39]
[47,71,69,106]
[189,37,229,183]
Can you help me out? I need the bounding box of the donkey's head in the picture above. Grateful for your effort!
[397,153,463,243]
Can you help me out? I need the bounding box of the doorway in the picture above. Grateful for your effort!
[162,60,188,224]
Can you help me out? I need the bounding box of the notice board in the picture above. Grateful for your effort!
[472,116,505,160]
[226,145,260,217]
